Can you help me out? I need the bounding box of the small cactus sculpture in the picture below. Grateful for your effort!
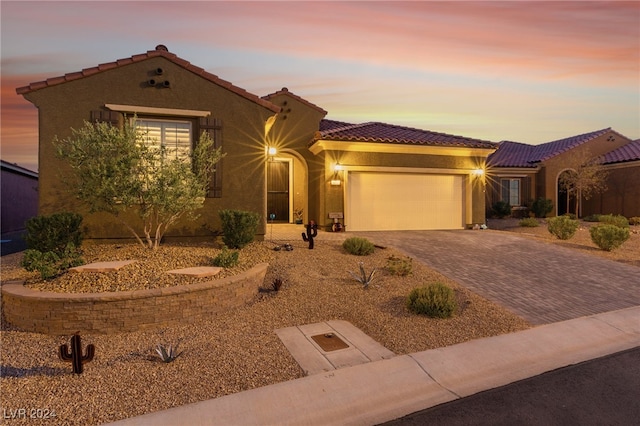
[301,220,318,249]
[59,332,95,374]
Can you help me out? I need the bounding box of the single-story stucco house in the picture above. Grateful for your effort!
[16,45,497,241]
[486,130,640,218]
[16,45,638,242]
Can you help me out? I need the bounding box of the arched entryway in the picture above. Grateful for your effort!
[557,169,577,216]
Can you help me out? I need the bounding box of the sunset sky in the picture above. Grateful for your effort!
[2,1,639,172]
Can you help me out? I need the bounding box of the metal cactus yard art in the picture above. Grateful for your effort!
[59,332,95,374]
[301,220,318,249]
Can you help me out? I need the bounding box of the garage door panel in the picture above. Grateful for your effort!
[348,173,463,231]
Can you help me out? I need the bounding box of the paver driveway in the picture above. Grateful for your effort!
[355,230,640,325]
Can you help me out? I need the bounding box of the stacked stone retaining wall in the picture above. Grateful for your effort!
[1,263,268,335]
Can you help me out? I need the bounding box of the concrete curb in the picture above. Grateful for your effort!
[107,306,640,426]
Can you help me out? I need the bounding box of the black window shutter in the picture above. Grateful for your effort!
[199,117,223,198]
[90,110,120,125]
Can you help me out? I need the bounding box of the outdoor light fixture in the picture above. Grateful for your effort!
[331,163,343,185]
[268,147,277,156]
[472,168,484,176]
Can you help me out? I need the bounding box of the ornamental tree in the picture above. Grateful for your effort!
[54,118,224,249]
[558,149,608,218]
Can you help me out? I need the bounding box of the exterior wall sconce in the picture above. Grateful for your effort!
[267,147,277,156]
[331,163,343,185]
[472,168,484,177]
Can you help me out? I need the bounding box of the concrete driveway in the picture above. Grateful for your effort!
[355,230,640,325]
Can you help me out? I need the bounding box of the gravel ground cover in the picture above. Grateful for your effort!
[0,236,531,426]
[486,218,640,267]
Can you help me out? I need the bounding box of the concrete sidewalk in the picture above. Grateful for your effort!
[108,306,639,426]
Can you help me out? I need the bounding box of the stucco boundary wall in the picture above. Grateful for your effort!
[1,263,268,335]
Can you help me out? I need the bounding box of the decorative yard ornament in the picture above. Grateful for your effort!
[302,220,318,249]
[59,332,95,374]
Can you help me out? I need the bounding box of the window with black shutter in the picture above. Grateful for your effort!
[199,117,223,198]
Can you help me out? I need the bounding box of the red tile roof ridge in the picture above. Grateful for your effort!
[16,46,280,113]
[262,87,328,115]
[314,120,497,149]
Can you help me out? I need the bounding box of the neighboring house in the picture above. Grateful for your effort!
[16,45,496,241]
[582,139,640,218]
[486,129,638,217]
[1,160,38,253]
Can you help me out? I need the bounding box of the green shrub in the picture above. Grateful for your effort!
[212,246,239,268]
[22,242,84,280]
[406,283,457,318]
[597,214,629,228]
[547,215,579,240]
[386,255,413,276]
[218,209,260,249]
[582,214,601,222]
[491,201,512,218]
[563,213,577,220]
[25,212,83,253]
[589,224,630,251]
[342,237,375,256]
[530,198,553,218]
[519,217,539,227]
[629,217,640,226]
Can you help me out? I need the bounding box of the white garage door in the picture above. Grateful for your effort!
[347,172,464,231]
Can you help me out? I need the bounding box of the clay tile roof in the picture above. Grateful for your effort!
[319,119,354,132]
[16,45,280,113]
[262,87,328,116]
[314,121,497,149]
[527,128,612,163]
[602,139,640,164]
[487,141,537,168]
[488,128,614,168]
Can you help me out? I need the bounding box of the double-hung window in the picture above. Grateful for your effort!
[136,119,192,160]
[501,178,520,206]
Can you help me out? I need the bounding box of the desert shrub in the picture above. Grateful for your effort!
[582,214,601,222]
[597,214,629,228]
[519,217,539,227]
[25,212,83,253]
[348,262,377,289]
[342,237,375,256]
[491,201,512,219]
[406,283,457,318]
[386,255,413,276]
[563,213,577,220]
[212,246,239,268]
[22,242,84,280]
[547,215,579,240]
[218,209,260,249]
[589,224,630,251]
[629,217,640,226]
[530,198,553,218]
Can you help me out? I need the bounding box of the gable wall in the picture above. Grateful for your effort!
[540,132,631,216]
[23,57,276,240]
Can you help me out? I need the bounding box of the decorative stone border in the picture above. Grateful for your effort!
[1,263,268,335]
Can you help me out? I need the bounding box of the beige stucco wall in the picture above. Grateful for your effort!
[23,57,277,240]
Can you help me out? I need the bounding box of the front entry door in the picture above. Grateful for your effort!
[267,160,289,222]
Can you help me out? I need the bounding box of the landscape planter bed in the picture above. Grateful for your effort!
[1,263,268,335]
